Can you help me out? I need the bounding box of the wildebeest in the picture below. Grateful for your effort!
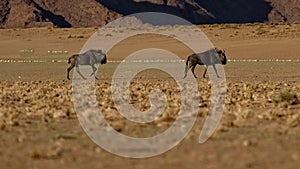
[183,48,227,79]
[67,49,107,80]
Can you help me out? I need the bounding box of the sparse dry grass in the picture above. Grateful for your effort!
[0,80,299,133]
[273,91,298,105]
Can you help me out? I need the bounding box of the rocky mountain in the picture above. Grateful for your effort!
[0,0,299,28]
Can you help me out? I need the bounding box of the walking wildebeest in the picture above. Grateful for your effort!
[183,48,227,79]
[67,49,107,80]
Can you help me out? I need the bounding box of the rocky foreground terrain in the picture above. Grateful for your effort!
[1,0,300,28]
[0,80,299,133]
[0,79,299,168]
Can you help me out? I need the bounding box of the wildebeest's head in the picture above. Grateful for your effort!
[98,49,107,64]
[215,48,227,65]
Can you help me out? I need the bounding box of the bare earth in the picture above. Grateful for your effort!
[0,24,300,169]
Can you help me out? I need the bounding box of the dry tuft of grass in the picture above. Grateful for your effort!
[273,91,298,105]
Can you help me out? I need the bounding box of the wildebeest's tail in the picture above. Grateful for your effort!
[67,54,77,64]
[101,54,107,64]
[183,55,190,79]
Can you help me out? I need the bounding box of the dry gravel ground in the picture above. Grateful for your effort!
[0,79,300,169]
[0,24,300,169]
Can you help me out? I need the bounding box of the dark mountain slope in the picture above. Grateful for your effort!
[0,0,299,28]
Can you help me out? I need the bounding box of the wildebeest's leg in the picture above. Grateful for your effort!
[67,64,75,80]
[191,65,197,79]
[183,57,190,79]
[183,68,189,79]
[212,64,220,78]
[183,64,190,79]
[90,65,98,79]
[75,65,87,80]
[203,65,220,78]
[203,66,207,78]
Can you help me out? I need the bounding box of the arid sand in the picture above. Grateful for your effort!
[0,24,300,169]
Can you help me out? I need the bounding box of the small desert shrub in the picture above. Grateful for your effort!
[255,27,267,35]
[273,91,298,105]
[77,35,85,38]
[67,35,85,39]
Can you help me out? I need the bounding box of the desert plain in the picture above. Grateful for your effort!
[0,23,300,169]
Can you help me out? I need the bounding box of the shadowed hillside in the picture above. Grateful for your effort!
[0,0,10,26]
[0,0,299,28]
[194,0,272,23]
